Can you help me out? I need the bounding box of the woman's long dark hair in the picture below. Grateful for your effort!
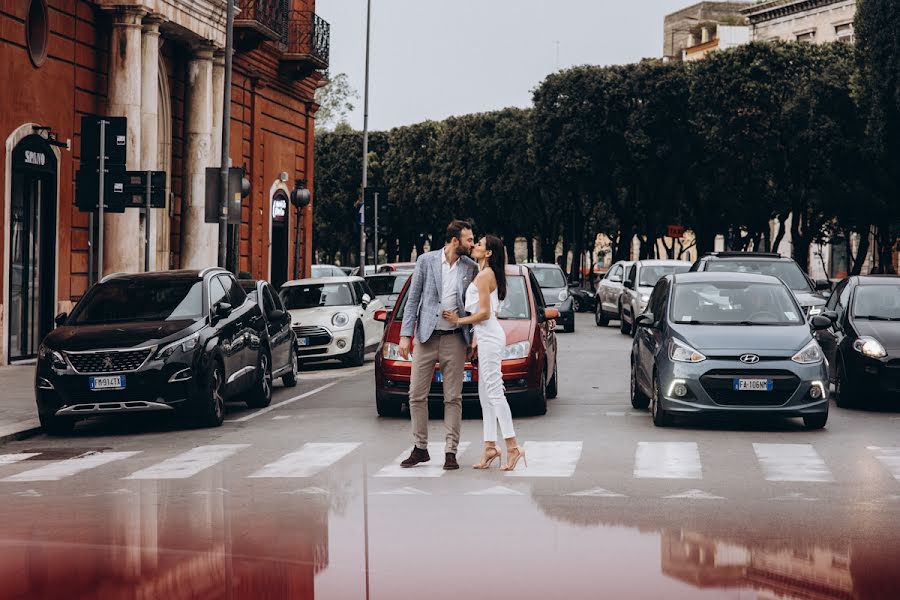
[483,235,507,301]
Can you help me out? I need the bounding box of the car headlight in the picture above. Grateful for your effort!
[558,290,568,302]
[670,339,706,363]
[382,343,411,361]
[501,341,531,360]
[792,340,824,364]
[38,344,67,370]
[807,306,823,316]
[332,312,350,328]
[853,336,887,359]
[155,332,200,360]
[640,293,650,303]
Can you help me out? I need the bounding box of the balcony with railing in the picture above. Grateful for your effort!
[280,11,330,79]
[234,0,289,52]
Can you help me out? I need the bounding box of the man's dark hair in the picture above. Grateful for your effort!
[445,219,472,243]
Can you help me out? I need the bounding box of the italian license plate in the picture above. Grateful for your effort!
[90,375,125,391]
[733,378,773,392]
[434,370,473,383]
[297,337,310,347]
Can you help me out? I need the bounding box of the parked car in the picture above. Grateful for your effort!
[523,263,576,332]
[815,275,900,407]
[310,264,345,278]
[350,265,378,277]
[595,260,634,327]
[377,262,416,273]
[374,264,560,417]
[630,272,831,429]
[238,279,299,388]
[620,260,691,336]
[280,276,384,367]
[568,283,596,313]
[364,272,412,311]
[690,252,830,318]
[35,268,271,434]
[338,266,354,276]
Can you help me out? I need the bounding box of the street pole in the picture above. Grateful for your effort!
[218,0,235,270]
[98,119,106,279]
[360,0,372,270]
[144,172,151,272]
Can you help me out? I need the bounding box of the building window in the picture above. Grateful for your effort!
[835,23,855,44]
[26,0,49,68]
[796,31,816,43]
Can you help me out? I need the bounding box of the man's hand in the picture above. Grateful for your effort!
[399,337,412,360]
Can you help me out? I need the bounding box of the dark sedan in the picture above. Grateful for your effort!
[523,263,576,332]
[631,272,831,429]
[815,275,900,407]
[238,279,299,388]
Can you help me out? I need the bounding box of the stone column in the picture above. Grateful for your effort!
[105,6,145,275]
[140,16,162,271]
[181,44,217,269]
[210,51,225,168]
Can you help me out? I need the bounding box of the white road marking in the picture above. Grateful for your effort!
[226,382,340,422]
[0,453,41,467]
[664,489,724,500]
[373,443,471,478]
[282,487,330,495]
[770,492,818,502]
[3,451,141,482]
[505,441,583,478]
[605,412,626,417]
[272,416,292,420]
[465,486,523,496]
[753,443,834,482]
[565,488,627,498]
[14,489,42,497]
[249,443,360,478]
[300,364,373,381]
[372,487,431,496]
[124,445,249,480]
[868,446,900,481]
[634,442,702,479]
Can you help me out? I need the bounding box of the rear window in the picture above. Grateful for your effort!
[366,274,411,296]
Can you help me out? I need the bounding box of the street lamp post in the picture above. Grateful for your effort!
[218,0,235,269]
[360,0,372,270]
[291,179,311,279]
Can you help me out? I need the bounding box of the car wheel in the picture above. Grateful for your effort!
[343,324,365,367]
[547,360,559,399]
[619,306,631,335]
[803,412,828,430]
[376,391,402,417]
[282,346,299,388]
[630,359,650,409]
[529,371,548,416]
[833,359,855,409]
[650,372,671,427]
[246,351,273,408]
[595,304,609,327]
[564,315,575,333]
[39,413,75,436]
[573,297,582,312]
[196,361,226,427]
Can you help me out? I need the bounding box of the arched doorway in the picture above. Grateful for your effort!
[8,134,57,361]
[270,189,289,288]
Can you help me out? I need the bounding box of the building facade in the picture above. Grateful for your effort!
[663,1,753,61]
[0,0,327,364]
[742,0,857,43]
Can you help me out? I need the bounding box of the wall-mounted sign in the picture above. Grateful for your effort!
[667,225,685,239]
[272,191,288,223]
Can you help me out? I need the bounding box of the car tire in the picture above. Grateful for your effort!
[650,372,671,427]
[803,412,828,430]
[564,315,575,333]
[246,351,273,408]
[630,359,650,409]
[196,361,226,428]
[282,346,299,388]
[529,371,548,416]
[40,413,75,436]
[619,306,631,335]
[376,391,402,417]
[573,297,582,313]
[343,324,365,368]
[547,361,559,399]
[595,305,609,327]
[833,359,855,409]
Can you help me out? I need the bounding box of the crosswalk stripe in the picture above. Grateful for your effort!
[124,445,249,480]
[0,453,41,467]
[2,451,141,482]
[753,443,834,482]
[373,443,471,478]
[505,441,583,478]
[249,443,360,478]
[634,442,702,479]
[868,446,900,481]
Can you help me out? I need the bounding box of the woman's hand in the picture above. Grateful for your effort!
[442,310,460,325]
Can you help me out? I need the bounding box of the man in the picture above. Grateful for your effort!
[399,220,478,470]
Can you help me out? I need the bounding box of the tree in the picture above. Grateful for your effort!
[314,73,359,132]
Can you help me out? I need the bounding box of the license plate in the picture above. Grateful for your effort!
[90,375,125,391]
[297,337,310,347]
[733,378,773,392]
[435,370,473,383]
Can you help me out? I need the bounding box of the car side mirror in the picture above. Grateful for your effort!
[213,302,233,322]
[268,309,285,322]
[623,280,634,290]
[823,310,838,323]
[54,312,68,327]
[361,293,372,308]
[815,279,832,291]
[635,313,656,328]
[374,309,389,323]
[810,315,832,331]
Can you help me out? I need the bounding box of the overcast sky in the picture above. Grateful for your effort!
[315,0,701,130]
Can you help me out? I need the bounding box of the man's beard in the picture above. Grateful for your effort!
[455,244,471,257]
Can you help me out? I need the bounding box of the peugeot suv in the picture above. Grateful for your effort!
[35,268,271,434]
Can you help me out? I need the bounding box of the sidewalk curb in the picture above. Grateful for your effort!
[0,420,43,444]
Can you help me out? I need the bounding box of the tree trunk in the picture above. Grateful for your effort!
[877,226,896,274]
[504,234,517,265]
[771,215,788,254]
[527,237,535,262]
[414,236,426,258]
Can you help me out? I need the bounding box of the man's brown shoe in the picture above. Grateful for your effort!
[443,453,459,470]
[400,447,430,468]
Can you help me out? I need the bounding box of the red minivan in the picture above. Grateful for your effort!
[374,264,560,417]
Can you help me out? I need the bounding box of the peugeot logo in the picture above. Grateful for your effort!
[740,354,760,364]
[102,355,115,370]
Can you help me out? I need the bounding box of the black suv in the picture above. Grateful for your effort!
[36,268,271,434]
[690,252,830,318]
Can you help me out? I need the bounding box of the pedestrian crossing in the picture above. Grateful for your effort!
[0,442,898,486]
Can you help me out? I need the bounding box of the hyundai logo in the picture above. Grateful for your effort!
[740,354,760,364]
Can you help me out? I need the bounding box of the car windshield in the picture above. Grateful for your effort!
[639,264,690,287]
[393,276,530,321]
[281,283,354,309]
[532,267,567,288]
[705,259,812,291]
[671,281,802,325]
[365,274,411,296]
[853,285,900,321]
[70,279,204,325]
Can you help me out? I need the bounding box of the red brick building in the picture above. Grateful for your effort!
[0,0,326,363]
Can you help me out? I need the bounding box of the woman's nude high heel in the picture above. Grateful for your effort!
[500,446,527,471]
[472,446,501,469]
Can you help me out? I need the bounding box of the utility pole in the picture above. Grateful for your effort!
[360,0,372,270]
[218,0,235,269]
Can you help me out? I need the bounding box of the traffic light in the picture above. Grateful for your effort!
[363,187,389,237]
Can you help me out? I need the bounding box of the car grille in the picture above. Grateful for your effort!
[65,349,153,374]
[699,369,800,407]
[292,326,332,347]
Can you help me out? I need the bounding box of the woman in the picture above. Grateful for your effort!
[443,235,526,471]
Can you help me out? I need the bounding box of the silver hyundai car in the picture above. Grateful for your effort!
[630,272,832,429]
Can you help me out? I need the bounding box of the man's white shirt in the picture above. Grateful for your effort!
[436,250,460,331]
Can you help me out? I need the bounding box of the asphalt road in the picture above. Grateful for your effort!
[1,313,899,599]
